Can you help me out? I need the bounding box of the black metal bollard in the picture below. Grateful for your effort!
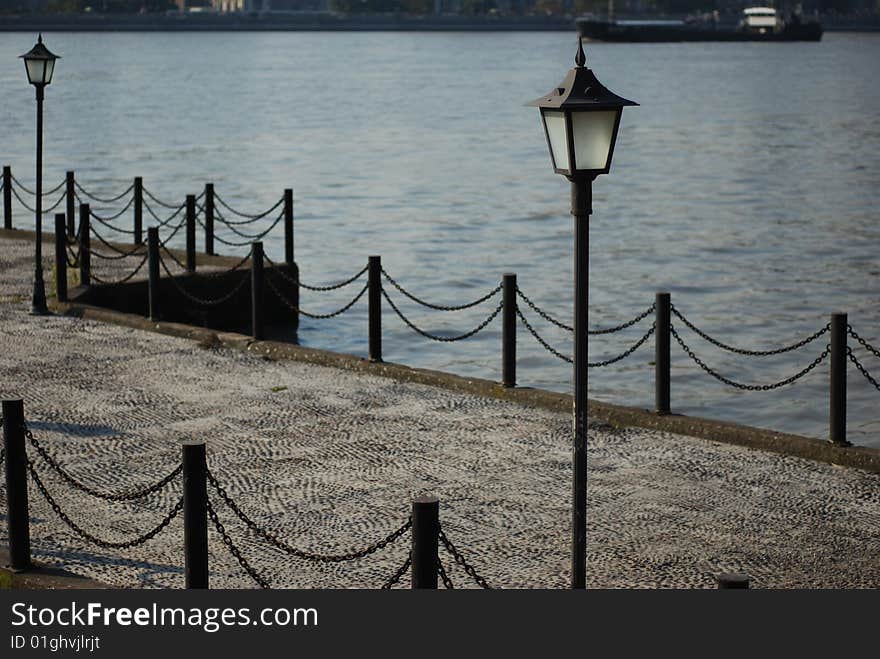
[147,227,161,321]
[411,495,439,589]
[251,241,265,341]
[3,399,32,572]
[133,176,143,246]
[3,166,12,230]
[65,171,75,237]
[830,312,850,446]
[204,183,214,256]
[655,292,671,415]
[717,573,750,589]
[284,188,294,265]
[186,194,196,273]
[502,273,517,388]
[368,256,382,362]
[54,213,67,303]
[79,203,91,287]
[183,440,209,589]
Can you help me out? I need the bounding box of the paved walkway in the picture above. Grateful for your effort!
[1,235,879,588]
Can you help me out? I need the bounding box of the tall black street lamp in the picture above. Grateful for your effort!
[528,38,636,589]
[20,34,60,315]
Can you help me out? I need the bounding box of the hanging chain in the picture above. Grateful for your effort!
[159,253,250,306]
[671,305,830,356]
[516,307,572,363]
[266,274,368,320]
[25,426,181,501]
[207,468,412,563]
[90,253,150,286]
[847,326,880,361]
[438,528,491,589]
[382,288,503,342]
[206,499,271,589]
[381,554,412,589]
[671,325,830,391]
[438,556,454,589]
[848,349,880,392]
[74,181,134,205]
[28,461,183,549]
[213,194,284,221]
[382,268,502,311]
[265,254,368,292]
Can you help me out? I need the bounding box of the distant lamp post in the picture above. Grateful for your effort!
[528,38,636,590]
[20,33,60,315]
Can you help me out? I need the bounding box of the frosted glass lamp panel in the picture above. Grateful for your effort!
[571,110,617,171]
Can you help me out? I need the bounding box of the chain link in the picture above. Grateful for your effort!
[89,197,136,228]
[74,181,134,205]
[207,499,271,589]
[143,198,187,227]
[383,288,503,342]
[89,224,143,257]
[515,288,655,335]
[264,254,368,292]
[381,554,412,589]
[214,194,284,221]
[588,324,656,367]
[266,273,368,320]
[671,325,830,391]
[28,460,183,549]
[207,468,412,563]
[159,253,250,306]
[205,208,284,242]
[382,268,502,312]
[671,305,830,356]
[142,187,181,210]
[515,307,572,363]
[848,349,880,392]
[25,426,181,501]
[848,326,880,362]
[91,253,150,286]
[438,556,454,589]
[438,528,491,589]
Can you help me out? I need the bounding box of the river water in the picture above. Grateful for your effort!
[1,31,878,446]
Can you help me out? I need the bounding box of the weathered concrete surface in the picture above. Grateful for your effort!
[1,234,880,588]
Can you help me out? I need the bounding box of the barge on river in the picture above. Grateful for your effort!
[577,7,823,42]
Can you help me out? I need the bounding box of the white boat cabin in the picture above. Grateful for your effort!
[741,7,783,33]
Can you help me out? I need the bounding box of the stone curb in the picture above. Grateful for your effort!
[1,548,111,590]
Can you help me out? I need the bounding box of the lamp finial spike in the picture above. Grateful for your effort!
[575,37,586,67]
[38,33,43,44]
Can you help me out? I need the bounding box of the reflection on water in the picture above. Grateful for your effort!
[1,31,878,445]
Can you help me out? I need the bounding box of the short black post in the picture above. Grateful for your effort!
[3,166,12,230]
[3,399,32,572]
[830,312,849,446]
[54,213,67,303]
[204,183,214,256]
[411,495,439,589]
[133,176,143,246]
[655,292,671,415]
[147,227,160,321]
[65,171,75,237]
[502,273,517,388]
[251,241,264,341]
[284,188,294,265]
[368,255,382,362]
[79,203,91,287]
[717,573,750,589]
[183,440,208,589]
[185,194,196,273]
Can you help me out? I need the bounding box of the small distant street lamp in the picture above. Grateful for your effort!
[528,38,636,590]
[20,33,60,315]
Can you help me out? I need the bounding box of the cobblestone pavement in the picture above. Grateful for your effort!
[1,235,879,588]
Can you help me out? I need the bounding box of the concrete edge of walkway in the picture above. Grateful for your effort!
[48,298,880,475]
[1,548,112,590]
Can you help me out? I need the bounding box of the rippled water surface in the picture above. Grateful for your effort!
[1,31,878,445]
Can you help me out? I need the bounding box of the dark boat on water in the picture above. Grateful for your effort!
[578,7,823,42]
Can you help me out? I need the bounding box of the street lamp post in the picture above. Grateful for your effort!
[528,38,636,589]
[20,34,60,316]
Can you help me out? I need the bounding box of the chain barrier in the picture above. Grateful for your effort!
[381,268,502,312]
[9,175,65,197]
[438,528,491,589]
[214,194,284,222]
[89,197,137,229]
[74,181,134,205]
[515,288,655,336]
[28,460,183,549]
[91,253,150,286]
[160,244,188,270]
[208,208,285,241]
[588,324,656,368]
[207,467,412,563]
[515,308,571,362]
[159,253,250,306]
[382,288,503,342]
[207,499,271,589]
[264,254,368,292]
[89,224,143,257]
[65,246,80,268]
[25,425,181,501]
[10,185,38,213]
[848,326,880,362]
[671,325,830,391]
[196,252,253,279]
[142,187,181,210]
[266,273,369,320]
[143,198,187,227]
[848,349,880,392]
[438,556,454,589]
[199,211,285,247]
[381,555,412,589]
[671,305,830,356]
